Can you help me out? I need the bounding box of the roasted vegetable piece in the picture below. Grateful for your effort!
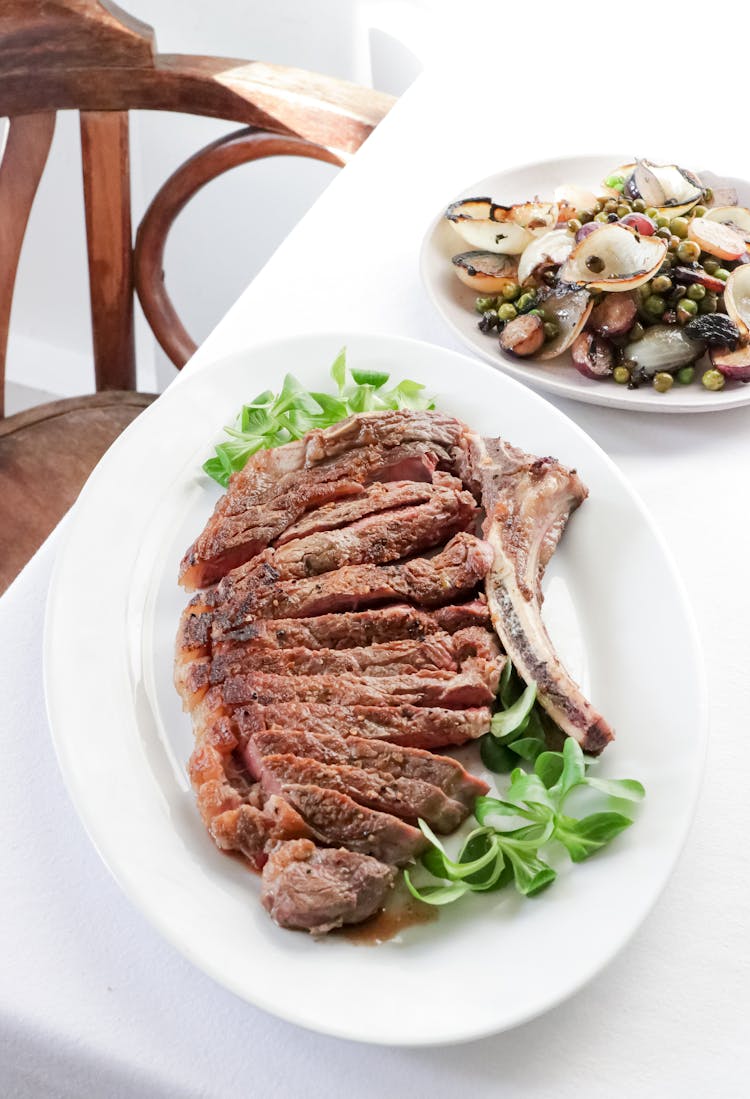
[499,314,545,357]
[452,251,520,293]
[710,344,750,380]
[588,292,638,337]
[624,325,705,375]
[683,314,740,348]
[571,332,614,379]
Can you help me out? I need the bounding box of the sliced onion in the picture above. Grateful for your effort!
[703,206,750,243]
[723,265,750,340]
[536,285,593,360]
[445,198,556,254]
[687,218,746,261]
[629,160,703,218]
[624,326,705,376]
[553,184,599,215]
[559,223,667,292]
[517,229,574,286]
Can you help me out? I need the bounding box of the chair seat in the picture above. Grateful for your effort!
[0,390,156,592]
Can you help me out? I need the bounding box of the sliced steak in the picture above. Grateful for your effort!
[250,749,467,832]
[257,481,477,579]
[247,728,489,808]
[212,602,486,650]
[277,784,429,865]
[261,839,397,934]
[180,440,448,589]
[467,434,614,753]
[220,666,498,710]
[275,477,460,545]
[228,700,491,749]
[213,532,493,625]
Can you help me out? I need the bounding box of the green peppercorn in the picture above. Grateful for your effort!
[687,283,706,301]
[670,216,689,238]
[645,207,659,220]
[702,368,725,391]
[676,365,695,385]
[475,296,497,314]
[515,292,536,313]
[567,218,582,234]
[616,204,630,217]
[497,302,518,322]
[699,293,718,314]
[543,321,559,341]
[677,298,699,319]
[594,211,609,223]
[501,282,521,301]
[613,365,631,384]
[715,268,731,282]
[633,198,647,213]
[644,294,667,317]
[703,259,721,275]
[651,275,673,294]
[692,205,707,218]
[655,215,671,229]
[628,321,645,342]
[676,240,701,264]
[653,372,674,393]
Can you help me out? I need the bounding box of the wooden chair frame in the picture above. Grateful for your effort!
[0,0,395,415]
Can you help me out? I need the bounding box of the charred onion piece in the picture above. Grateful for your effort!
[703,205,750,243]
[588,292,638,337]
[624,325,705,376]
[671,266,727,294]
[536,285,592,360]
[710,344,750,380]
[722,265,750,340]
[446,198,556,255]
[687,218,746,261]
[499,314,545,357]
[451,250,519,293]
[684,314,740,349]
[559,223,666,291]
[517,229,573,286]
[571,332,614,379]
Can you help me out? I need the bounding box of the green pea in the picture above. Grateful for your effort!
[616,204,630,217]
[704,187,714,204]
[527,308,543,317]
[613,365,631,384]
[702,368,725,391]
[715,268,731,282]
[633,199,647,213]
[692,205,707,218]
[605,175,624,189]
[655,215,671,229]
[677,240,701,264]
[670,216,689,238]
[501,282,521,301]
[594,211,609,223]
[699,293,718,314]
[516,293,537,313]
[676,365,695,385]
[677,298,699,318]
[687,283,706,301]
[651,275,673,294]
[653,372,674,393]
[645,207,659,220]
[628,321,645,342]
[497,302,518,322]
[476,296,497,314]
[567,218,582,234]
[543,321,559,340]
[644,294,666,317]
[703,259,721,275]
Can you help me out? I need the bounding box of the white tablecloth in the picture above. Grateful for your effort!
[2,60,748,1097]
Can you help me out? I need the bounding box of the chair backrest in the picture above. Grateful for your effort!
[0,0,394,416]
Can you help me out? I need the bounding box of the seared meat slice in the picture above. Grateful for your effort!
[241,409,468,479]
[261,839,396,934]
[248,729,489,808]
[275,476,461,545]
[180,441,448,589]
[213,532,493,625]
[468,435,614,753]
[255,481,477,580]
[212,602,489,649]
[216,699,492,749]
[220,665,500,710]
[249,748,467,832]
[277,784,429,865]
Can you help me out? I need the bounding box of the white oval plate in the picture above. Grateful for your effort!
[44,332,706,1045]
[421,153,750,412]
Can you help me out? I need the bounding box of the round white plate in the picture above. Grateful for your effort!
[44,331,706,1045]
[421,153,750,412]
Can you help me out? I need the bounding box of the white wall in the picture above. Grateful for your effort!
[5,0,443,405]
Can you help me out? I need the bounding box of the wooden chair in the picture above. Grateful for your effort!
[0,0,394,592]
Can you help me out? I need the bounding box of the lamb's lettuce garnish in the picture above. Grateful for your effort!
[405,737,645,906]
[203,348,435,486]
